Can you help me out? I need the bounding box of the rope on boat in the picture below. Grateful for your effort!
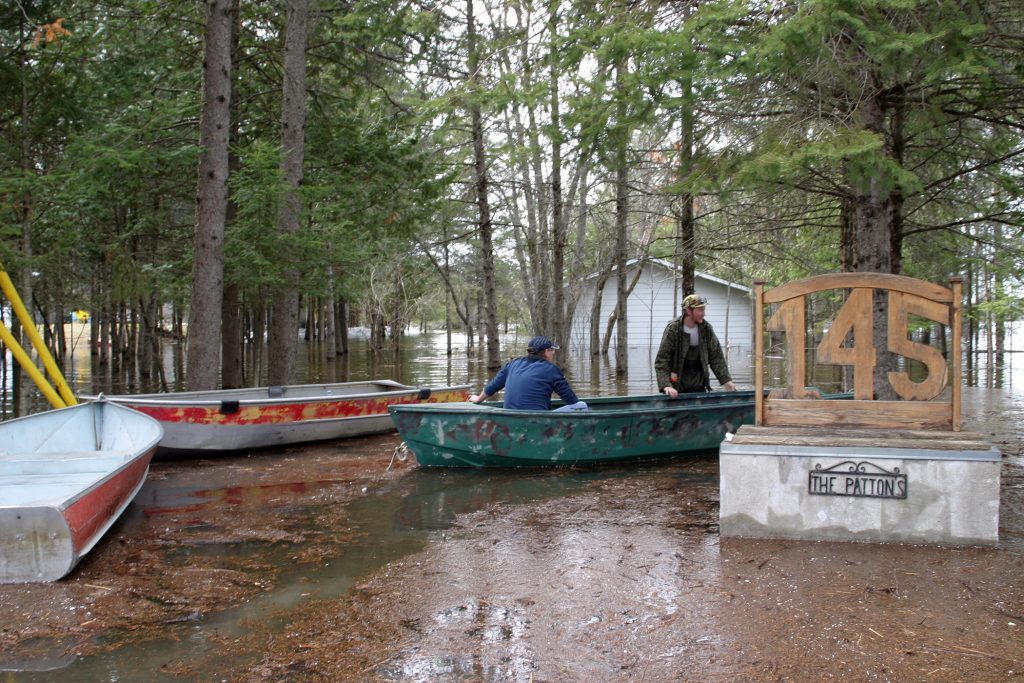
[387,442,410,471]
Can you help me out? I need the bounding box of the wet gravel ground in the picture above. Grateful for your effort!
[303,466,1022,683]
[1,388,1022,682]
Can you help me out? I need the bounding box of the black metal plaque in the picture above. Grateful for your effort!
[809,461,907,499]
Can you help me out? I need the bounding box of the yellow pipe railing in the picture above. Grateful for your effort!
[0,266,77,409]
[0,319,66,408]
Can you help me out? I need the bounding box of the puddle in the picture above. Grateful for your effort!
[3,459,688,681]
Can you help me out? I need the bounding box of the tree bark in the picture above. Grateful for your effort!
[548,0,567,349]
[839,195,856,271]
[186,0,232,391]
[324,266,337,360]
[613,57,630,377]
[221,0,243,389]
[850,93,895,399]
[336,300,348,356]
[676,86,695,312]
[268,0,308,386]
[467,0,501,370]
[589,271,611,355]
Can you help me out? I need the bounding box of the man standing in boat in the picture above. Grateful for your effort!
[655,294,737,398]
[469,335,588,411]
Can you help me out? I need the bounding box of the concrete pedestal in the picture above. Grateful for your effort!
[719,426,1001,546]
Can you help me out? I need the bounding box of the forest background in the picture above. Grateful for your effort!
[1,0,1022,403]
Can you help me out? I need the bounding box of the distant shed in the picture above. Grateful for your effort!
[569,258,753,355]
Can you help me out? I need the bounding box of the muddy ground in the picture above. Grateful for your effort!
[1,424,1023,682]
[0,443,390,672]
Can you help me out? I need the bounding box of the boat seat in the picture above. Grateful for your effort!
[0,450,134,461]
[418,402,494,411]
[0,454,134,476]
[0,472,109,506]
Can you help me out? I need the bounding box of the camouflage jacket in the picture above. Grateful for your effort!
[654,318,732,392]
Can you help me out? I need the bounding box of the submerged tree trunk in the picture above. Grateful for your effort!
[220,0,243,389]
[221,283,242,388]
[12,12,33,415]
[612,57,629,377]
[444,227,453,357]
[267,0,308,386]
[548,0,567,349]
[467,0,501,370]
[589,271,611,355]
[324,266,337,361]
[340,302,349,354]
[186,0,232,391]
[138,293,158,382]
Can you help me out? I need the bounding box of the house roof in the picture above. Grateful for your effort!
[583,257,752,294]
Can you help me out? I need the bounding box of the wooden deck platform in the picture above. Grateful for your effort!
[729,425,993,453]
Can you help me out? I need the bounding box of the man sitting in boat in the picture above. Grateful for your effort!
[655,294,737,398]
[469,335,589,412]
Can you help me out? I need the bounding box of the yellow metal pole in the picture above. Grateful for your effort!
[0,268,77,406]
[0,319,66,409]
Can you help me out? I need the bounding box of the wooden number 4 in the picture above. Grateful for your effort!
[817,288,875,400]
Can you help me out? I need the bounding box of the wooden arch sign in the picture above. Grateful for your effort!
[754,273,963,431]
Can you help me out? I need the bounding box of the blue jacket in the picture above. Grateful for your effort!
[484,355,579,410]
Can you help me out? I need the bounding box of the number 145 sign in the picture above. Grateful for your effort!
[762,275,962,402]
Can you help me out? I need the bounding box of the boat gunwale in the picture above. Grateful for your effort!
[388,391,852,420]
[82,382,472,408]
[389,392,759,420]
[0,400,164,454]
[389,405,751,421]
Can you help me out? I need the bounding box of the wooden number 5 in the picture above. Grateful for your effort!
[888,291,949,400]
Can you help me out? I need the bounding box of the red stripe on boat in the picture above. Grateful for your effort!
[64,451,155,553]
[130,389,468,426]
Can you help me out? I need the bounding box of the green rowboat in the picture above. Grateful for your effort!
[388,391,760,468]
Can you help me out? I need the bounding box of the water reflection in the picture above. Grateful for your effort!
[5,332,746,417]
[7,459,698,682]
[1,328,1021,417]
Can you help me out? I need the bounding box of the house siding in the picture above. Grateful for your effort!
[569,260,752,356]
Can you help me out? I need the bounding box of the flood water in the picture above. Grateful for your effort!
[8,463,694,681]
[2,324,1020,407]
[1,331,1022,681]
[1,328,757,414]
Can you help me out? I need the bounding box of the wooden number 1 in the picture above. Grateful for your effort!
[766,297,809,398]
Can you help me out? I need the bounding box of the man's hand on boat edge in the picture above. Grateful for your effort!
[663,381,738,399]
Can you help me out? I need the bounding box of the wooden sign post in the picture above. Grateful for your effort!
[721,272,1000,547]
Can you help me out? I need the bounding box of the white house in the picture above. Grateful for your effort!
[569,259,753,358]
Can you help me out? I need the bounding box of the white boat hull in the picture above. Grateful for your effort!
[0,401,163,583]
